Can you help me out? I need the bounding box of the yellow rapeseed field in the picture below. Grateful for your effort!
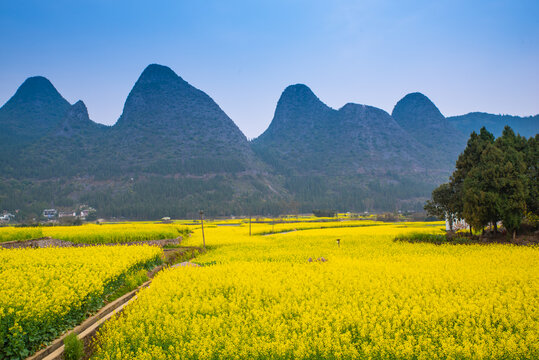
[93,222,539,359]
[0,223,187,244]
[0,245,163,359]
[0,227,43,243]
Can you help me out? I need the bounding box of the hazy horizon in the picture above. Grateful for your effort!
[1,0,538,138]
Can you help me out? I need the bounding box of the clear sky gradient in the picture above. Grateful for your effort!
[1,0,538,138]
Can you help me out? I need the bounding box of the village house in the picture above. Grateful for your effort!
[0,213,14,222]
[43,209,58,219]
[58,211,77,218]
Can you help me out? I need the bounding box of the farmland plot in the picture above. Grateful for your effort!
[92,223,539,359]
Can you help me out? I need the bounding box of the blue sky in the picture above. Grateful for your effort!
[1,0,538,138]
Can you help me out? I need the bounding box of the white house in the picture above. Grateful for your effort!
[59,211,77,218]
[0,213,14,222]
[43,209,57,219]
[446,218,469,231]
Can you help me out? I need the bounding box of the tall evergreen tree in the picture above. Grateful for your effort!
[495,127,529,240]
[462,144,503,232]
[524,135,539,216]
[450,127,495,218]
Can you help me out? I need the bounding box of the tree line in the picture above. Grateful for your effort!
[425,126,538,240]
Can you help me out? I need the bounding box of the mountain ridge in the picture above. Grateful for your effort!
[448,112,538,138]
[1,65,537,219]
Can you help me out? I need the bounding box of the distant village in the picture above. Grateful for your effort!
[0,212,15,222]
[0,205,96,223]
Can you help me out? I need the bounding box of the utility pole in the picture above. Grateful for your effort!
[199,210,206,250]
[249,214,252,236]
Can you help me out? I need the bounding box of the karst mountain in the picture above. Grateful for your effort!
[0,64,537,219]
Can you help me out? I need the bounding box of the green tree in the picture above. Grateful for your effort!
[495,127,529,240]
[524,135,539,215]
[428,125,532,239]
[450,127,495,218]
[424,183,458,230]
[462,144,503,232]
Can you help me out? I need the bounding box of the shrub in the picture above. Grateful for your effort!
[394,232,448,244]
[312,209,336,218]
[394,232,475,245]
[63,333,84,360]
[376,212,399,222]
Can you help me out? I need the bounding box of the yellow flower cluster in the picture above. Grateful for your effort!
[0,223,187,244]
[0,245,163,359]
[0,227,42,242]
[93,223,539,359]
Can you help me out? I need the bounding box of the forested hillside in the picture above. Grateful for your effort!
[448,112,538,138]
[0,65,287,219]
[0,64,537,220]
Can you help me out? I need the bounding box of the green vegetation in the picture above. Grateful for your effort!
[394,232,473,245]
[63,333,84,360]
[106,269,149,302]
[425,126,538,239]
[1,68,537,221]
[448,112,539,138]
[169,248,204,265]
[312,209,336,217]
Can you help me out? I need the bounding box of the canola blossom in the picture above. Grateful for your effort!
[0,245,163,359]
[93,223,539,359]
[0,223,187,244]
[0,227,42,243]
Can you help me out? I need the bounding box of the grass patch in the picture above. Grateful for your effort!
[393,232,474,245]
[162,243,183,249]
[166,247,205,265]
[63,333,84,360]
[105,269,150,302]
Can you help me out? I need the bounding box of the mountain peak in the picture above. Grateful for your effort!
[8,76,66,104]
[391,92,442,121]
[56,101,92,136]
[114,64,253,169]
[0,75,71,145]
[137,64,182,84]
[255,84,336,147]
[339,102,366,112]
[283,83,314,94]
[272,83,330,123]
[72,100,88,113]
[57,99,105,136]
[65,100,91,125]
[278,84,320,108]
[391,92,465,165]
[399,92,431,103]
[115,64,195,128]
[339,103,392,120]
